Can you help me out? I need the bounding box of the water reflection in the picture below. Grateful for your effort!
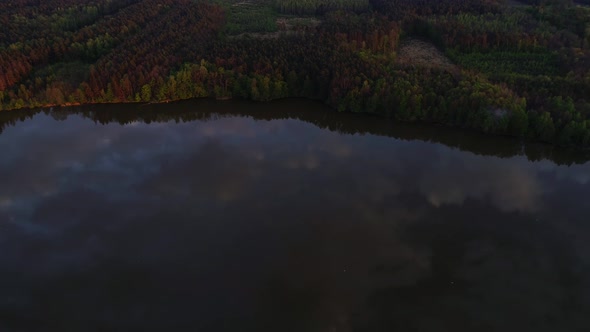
[0,100,589,331]
[2,99,590,165]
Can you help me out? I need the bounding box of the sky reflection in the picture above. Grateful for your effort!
[1,104,590,331]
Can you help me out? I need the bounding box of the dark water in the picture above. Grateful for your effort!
[1,99,589,332]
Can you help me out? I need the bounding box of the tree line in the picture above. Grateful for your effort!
[0,0,589,146]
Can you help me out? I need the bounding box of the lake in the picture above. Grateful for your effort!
[1,99,589,331]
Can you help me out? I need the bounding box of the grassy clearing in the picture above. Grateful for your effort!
[214,0,278,35]
[276,17,321,29]
[229,16,322,39]
[396,39,456,70]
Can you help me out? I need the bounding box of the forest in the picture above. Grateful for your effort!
[0,0,589,146]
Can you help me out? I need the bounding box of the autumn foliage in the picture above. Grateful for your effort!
[0,0,589,145]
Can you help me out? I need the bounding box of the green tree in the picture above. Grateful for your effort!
[250,78,260,100]
[531,111,556,142]
[508,109,529,137]
[141,84,152,102]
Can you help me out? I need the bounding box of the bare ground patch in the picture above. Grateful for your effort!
[276,17,321,30]
[229,31,295,40]
[231,1,254,6]
[396,39,456,71]
[230,17,321,40]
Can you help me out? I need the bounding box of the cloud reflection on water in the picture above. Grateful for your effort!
[0,109,589,331]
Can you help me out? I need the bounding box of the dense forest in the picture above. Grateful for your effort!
[0,0,589,146]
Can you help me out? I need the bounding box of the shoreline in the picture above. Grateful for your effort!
[1,96,589,150]
[2,96,590,165]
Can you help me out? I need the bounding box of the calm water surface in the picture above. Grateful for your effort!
[1,99,589,331]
